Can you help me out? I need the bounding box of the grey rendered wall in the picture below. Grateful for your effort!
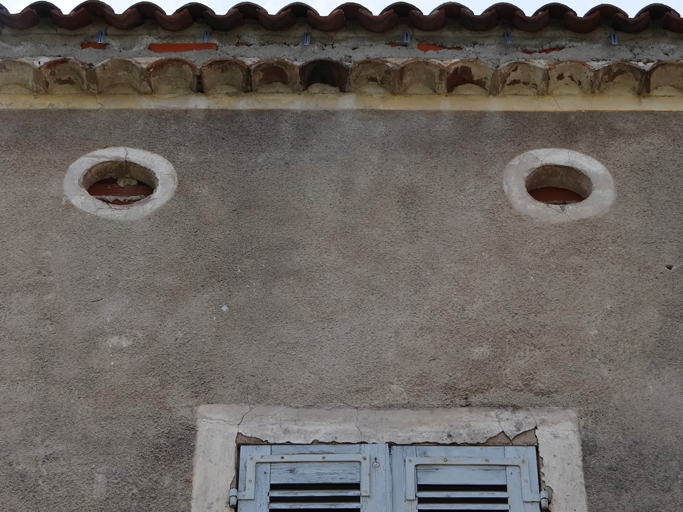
[0,110,681,511]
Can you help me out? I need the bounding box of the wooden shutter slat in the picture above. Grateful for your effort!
[417,491,509,498]
[416,505,510,511]
[269,489,361,497]
[270,462,361,484]
[417,465,508,486]
[269,503,361,509]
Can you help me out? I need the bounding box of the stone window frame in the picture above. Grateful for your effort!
[63,147,177,221]
[191,406,587,512]
[503,148,616,223]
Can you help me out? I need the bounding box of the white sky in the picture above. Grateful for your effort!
[0,0,671,18]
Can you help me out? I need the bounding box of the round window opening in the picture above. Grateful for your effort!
[64,147,177,220]
[525,165,593,205]
[85,161,156,205]
[503,149,615,223]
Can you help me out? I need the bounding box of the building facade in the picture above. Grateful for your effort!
[1,2,682,511]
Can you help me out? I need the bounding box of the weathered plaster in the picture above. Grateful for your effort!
[192,406,586,512]
[1,110,682,512]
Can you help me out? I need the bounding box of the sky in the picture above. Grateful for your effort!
[0,0,671,18]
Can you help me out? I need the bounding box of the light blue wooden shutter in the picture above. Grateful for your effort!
[237,444,391,512]
[391,446,541,512]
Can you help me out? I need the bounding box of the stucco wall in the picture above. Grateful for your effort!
[1,109,681,511]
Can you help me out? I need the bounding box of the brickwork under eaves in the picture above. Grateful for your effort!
[2,57,683,96]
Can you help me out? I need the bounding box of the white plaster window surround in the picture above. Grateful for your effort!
[63,147,177,220]
[503,149,615,223]
[192,406,587,512]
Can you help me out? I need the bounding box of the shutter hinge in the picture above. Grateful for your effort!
[229,488,238,507]
[540,490,550,510]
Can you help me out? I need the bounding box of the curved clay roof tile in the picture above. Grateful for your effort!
[234,2,261,19]
[382,2,419,17]
[0,6,40,29]
[563,9,602,33]
[29,1,60,17]
[358,8,398,32]
[637,3,677,18]
[75,0,111,16]
[435,2,464,18]
[281,2,315,17]
[513,9,550,31]
[586,4,627,18]
[612,11,649,32]
[409,8,447,30]
[104,7,143,29]
[535,3,575,19]
[257,7,295,29]
[131,2,163,19]
[204,7,243,30]
[154,7,193,31]
[459,8,498,30]
[307,9,345,31]
[51,7,92,29]
[177,2,214,19]
[489,2,519,20]
[0,0,680,34]
[662,10,683,31]
[335,3,364,20]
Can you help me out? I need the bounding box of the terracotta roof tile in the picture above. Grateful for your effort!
[662,10,683,31]
[563,9,602,33]
[0,1,680,33]
[51,6,92,29]
[409,9,447,31]
[358,8,398,32]
[0,6,40,29]
[512,9,550,31]
[307,9,345,31]
[103,6,143,29]
[612,11,650,32]
[154,8,194,31]
[257,7,295,30]
[459,8,498,31]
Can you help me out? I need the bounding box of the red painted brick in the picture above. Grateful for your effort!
[81,42,107,50]
[418,43,446,52]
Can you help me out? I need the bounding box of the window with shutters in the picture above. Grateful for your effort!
[236,444,391,512]
[391,446,541,512]
[234,444,542,512]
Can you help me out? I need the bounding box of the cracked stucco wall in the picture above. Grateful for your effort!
[0,109,682,511]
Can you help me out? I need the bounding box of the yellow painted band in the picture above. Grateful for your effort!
[1,93,683,111]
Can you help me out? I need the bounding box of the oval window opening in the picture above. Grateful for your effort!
[525,165,592,205]
[84,161,157,206]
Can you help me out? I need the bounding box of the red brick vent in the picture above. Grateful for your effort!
[88,177,154,204]
[525,165,592,205]
[528,187,584,204]
[84,160,157,206]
